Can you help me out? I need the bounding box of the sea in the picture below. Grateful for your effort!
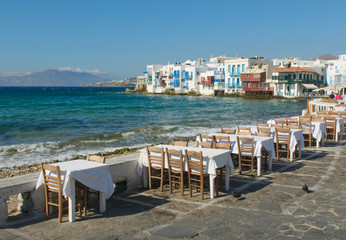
[0,87,307,169]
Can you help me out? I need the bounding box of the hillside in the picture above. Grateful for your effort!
[0,70,110,86]
[86,77,137,87]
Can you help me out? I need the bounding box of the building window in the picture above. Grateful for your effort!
[242,64,245,72]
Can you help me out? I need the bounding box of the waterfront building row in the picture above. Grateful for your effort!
[140,54,346,97]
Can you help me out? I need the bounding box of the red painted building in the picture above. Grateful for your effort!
[241,72,273,95]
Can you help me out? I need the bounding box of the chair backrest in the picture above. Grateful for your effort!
[165,148,183,172]
[198,141,213,148]
[221,128,236,134]
[146,146,164,168]
[214,135,230,144]
[256,123,268,127]
[172,140,188,147]
[185,150,203,174]
[299,118,312,134]
[275,120,287,126]
[275,127,291,144]
[324,116,336,128]
[236,136,254,157]
[256,127,271,137]
[311,116,324,122]
[87,154,106,163]
[237,126,252,135]
[338,111,346,121]
[317,110,329,115]
[41,163,63,195]
[214,141,231,150]
[286,118,299,126]
[286,125,300,129]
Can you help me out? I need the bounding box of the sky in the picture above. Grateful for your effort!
[0,0,345,79]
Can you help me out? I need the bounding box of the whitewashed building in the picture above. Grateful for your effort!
[224,57,273,93]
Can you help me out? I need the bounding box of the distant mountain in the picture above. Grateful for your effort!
[313,54,338,60]
[0,69,111,86]
[86,77,137,87]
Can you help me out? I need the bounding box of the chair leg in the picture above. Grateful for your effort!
[58,197,63,223]
[160,168,164,191]
[180,173,184,196]
[188,172,192,197]
[148,168,152,190]
[200,176,204,200]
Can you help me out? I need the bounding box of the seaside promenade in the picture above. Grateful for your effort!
[1,138,346,239]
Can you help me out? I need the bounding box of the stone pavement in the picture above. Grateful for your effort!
[1,139,346,240]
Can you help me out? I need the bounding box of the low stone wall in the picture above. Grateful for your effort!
[0,153,142,225]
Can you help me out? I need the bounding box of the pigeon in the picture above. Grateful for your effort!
[302,184,309,193]
[232,191,242,199]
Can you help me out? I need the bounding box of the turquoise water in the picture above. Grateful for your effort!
[0,87,307,168]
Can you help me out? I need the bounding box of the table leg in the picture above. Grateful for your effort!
[142,166,148,188]
[298,142,302,158]
[290,149,293,161]
[68,178,76,222]
[268,152,272,171]
[225,166,229,192]
[99,192,106,213]
[316,138,320,148]
[209,175,215,199]
[257,157,261,176]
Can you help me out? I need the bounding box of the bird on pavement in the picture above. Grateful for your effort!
[302,184,309,193]
[232,192,242,199]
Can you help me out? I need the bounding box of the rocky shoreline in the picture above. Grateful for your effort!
[0,146,143,179]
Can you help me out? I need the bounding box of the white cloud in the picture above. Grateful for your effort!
[55,67,105,75]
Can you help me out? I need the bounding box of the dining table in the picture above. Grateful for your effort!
[36,160,114,222]
[136,144,234,199]
[237,125,304,161]
[197,133,275,176]
[266,119,326,147]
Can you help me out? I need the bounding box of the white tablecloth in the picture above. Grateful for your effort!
[36,160,114,199]
[333,106,346,111]
[197,133,276,161]
[137,144,234,179]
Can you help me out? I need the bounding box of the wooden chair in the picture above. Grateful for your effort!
[275,120,287,127]
[236,136,255,175]
[324,116,337,141]
[221,128,236,134]
[87,154,105,163]
[311,116,324,122]
[41,163,83,223]
[271,123,284,128]
[146,146,165,191]
[198,134,215,147]
[77,154,106,215]
[214,135,230,144]
[256,127,271,137]
[275,128,291,161]
[166,148,184,195]
[256,127,270,170]
[286,125,300,129]
[236,126,252,136]
[214,141,232,190]
[198,141,213,149]
[185,150,218,200]
[338,111,346,128]
[286,118,299,126]
[185,150,205,199]
[172,140,188,147]
[256,123,268,127]
[300,118,312,148]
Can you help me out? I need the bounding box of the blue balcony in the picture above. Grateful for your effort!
[226,83,242,88]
